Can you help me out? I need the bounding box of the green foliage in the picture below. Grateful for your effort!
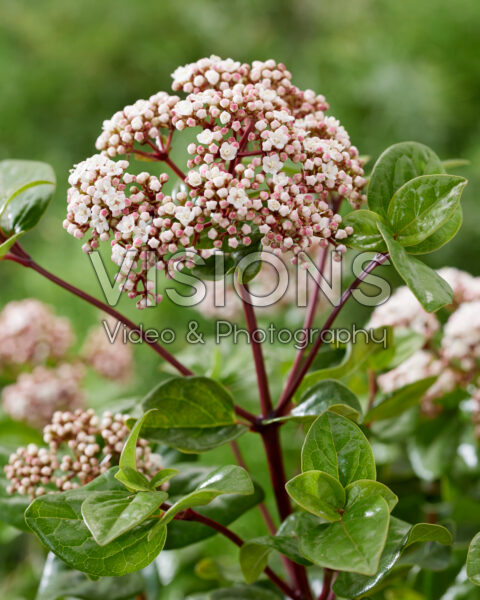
[0,159,56,256]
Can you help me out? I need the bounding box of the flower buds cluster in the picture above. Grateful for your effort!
[0,299,74,367]
[65,56,366,308]
[369,267,480,417]
[2,363,85,428]
[82,318,133,381]
[5,409,158,498]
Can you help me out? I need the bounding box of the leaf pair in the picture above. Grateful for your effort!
[344,142,467,312]
[138,376,248,453]
[0,159,56,256]
[283,411,395,575]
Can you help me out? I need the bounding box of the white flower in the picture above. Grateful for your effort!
[219,143,237,161]
[227,187,249,209]
[187,171,203,187]
[272,110,294,123]
[175,100,194,116]
[175,206,195,227]
[111,244,127,266]
[73,204,91,225]
[219,111,231,125]
[197,130,214,145]
[268,198,281,211]
[172,65,193,85]
[262,154,283,175]
[268,129,289,150]
[117,214,137,237]
[205,69,220,85]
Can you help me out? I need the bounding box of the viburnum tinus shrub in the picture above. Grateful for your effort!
[1,55,480,599]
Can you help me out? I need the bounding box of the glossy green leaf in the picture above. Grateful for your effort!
[142,376,236,428]
[333,517,411,598]
[467,533,480,585]
[118,409,158,472]
[36,552,145,600]
[302,412,376,485]
[158,465,253,525]
[343,210,387,251]
[368,142,445,219]
[387,174,466,246]
[365,376,437,423]
[141,424,248,453]
[25,469,167,576]
[294,328,389,402]
[115,467,153,492]
[299,495,390,575]
[378,222,453,312]
[286,470,345,520]
[406,205,463,255]
[240,535,311,584]
[267,379,362,424]
[335,518,452,597]
[345,480,398,512]
[150,468,179,488]
[0,160,56,244]
[166,480,264,550]
[81,489,167,546]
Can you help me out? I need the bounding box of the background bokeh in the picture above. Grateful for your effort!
[0,0,479,597]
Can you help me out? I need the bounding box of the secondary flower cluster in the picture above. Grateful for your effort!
[0,300,133,427]
[2,364,85,429]
[64,56,366,308]
[5,409,158,498]
[0,299,74,368]
[369,267,480,418]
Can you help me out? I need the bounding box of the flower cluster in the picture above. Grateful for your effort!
[82,317,133,382]
[64,56,366,308]
[369,267,480,418]
[5,409,158,498]
[2,364,85,428]
[0,299,74,367]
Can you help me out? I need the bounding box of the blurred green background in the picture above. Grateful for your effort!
[0,0,479,597]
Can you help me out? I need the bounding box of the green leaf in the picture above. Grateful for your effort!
[240,535,311,584]
[81,489,167,546]
[405,205,463,255]
[333,517,411,598]
[118,409,157,472]
[369,327,425,371]
[378,222,453,312]
[405,523,452,547]
[0,477,30,531]
[443,158,470,170]
[294,329,389,402]
[166,480,264,549]
[467,533,480,585]
[142,376,236,428]
[407,415,461,481]
[365,377,437,423]
[25,469,167,576]
[334,518,452,597]
[266,379,362,424]
[345,480,398,512]
[142,424,248,453]
[0,160,56,242]
[286,471,345,520]
[158,465,253,525]
[343,210,387,251]
[368,142,445,219]
[150,468,179,488]
[299,495,390,575]
[386,174,466,246]
[36,553,145,600]
[302,412,376,485]
[115,467,153,492]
